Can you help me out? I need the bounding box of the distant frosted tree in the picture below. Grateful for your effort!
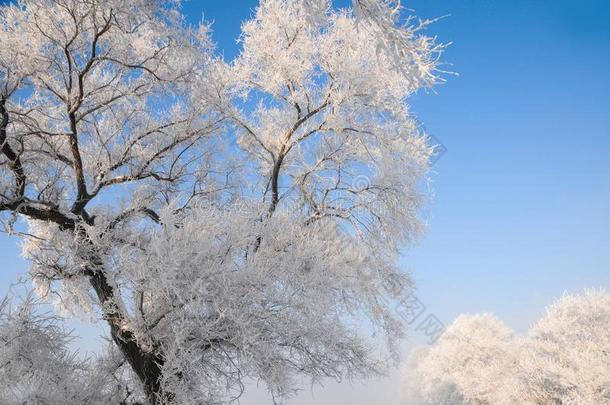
[518,290,610,404]
[412,314,519,405]
[0,0,441,403]
[406,290,610,405]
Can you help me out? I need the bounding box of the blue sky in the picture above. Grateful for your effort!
[1,0,609,403]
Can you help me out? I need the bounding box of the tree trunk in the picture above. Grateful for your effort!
[87,260,173,404]
[108,326,170,404]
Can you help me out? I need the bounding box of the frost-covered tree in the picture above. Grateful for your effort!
[0,0,441,403]
[0,291,143,404]
[410,314,519,405]
[518,290,610,405]
[406,290,610,405]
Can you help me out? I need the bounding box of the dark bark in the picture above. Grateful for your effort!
[268,151,285,215]
[0,98,26,199]
[84,241,173,404]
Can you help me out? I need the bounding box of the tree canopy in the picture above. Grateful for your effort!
[0,0,441,403]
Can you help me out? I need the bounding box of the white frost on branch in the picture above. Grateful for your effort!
[0,291,142,404]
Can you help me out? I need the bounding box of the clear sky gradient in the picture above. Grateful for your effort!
[1,1,609,404]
